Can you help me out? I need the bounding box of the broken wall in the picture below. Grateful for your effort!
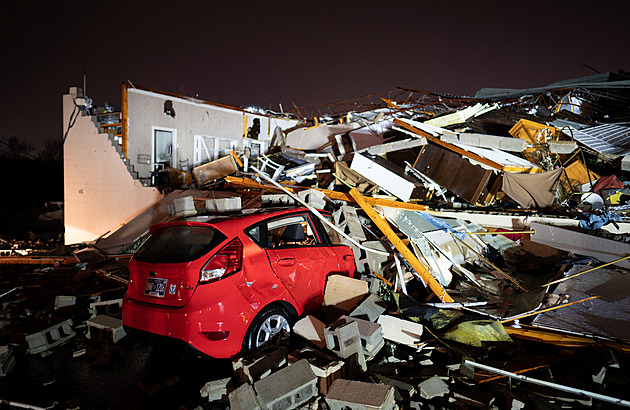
[63,87,163,245]
[127,87,298,179]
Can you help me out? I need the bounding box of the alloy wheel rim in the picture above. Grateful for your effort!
[255,313,290,346]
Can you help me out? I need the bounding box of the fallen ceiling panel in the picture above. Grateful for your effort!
[530,222,630,269]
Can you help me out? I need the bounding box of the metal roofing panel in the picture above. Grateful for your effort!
[566,124,630,156]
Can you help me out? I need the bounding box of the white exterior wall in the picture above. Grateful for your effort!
[127,89,290,178]
[63,87,162,245]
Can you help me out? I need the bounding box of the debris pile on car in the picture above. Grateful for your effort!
[3,70,630,408]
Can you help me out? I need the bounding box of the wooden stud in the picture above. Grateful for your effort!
[121,83,128,158]
[349,188,454,302]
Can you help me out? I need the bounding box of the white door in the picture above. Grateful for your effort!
[154,129,174,170]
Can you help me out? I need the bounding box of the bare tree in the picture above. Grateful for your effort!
[38,137,63,162]
[0,136,35,160]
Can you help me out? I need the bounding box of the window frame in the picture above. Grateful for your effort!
[245,211,332,249]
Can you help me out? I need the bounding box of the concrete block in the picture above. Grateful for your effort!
[297,189,326,209]
[323,275,369,313]
[254,359,318,410]
[172,196,197,217]
[325,320,366,373]
[89,298,122,318]
[548,140,577,154]
[622,156,630,172]
[511,398,526,409]
[0,346,15,377]
[229,382,261,410]
[325,379,396,410]
[370,374,416,402]
[334,206,367,242]
[86,315,126,343]
[365,137,426,156]
[206,197,241,213]
[233,345,288,384]
[339,315,384,360]
[293,315,327,349]
[290,347,344,396]
[54,295,76,310]
[26,319,75,354]
[349,293,387,322]
[418,375,449,399]
[354,240,388,276]
[261,194,296,206]
[377,315,423,348]
[200,376,231,402]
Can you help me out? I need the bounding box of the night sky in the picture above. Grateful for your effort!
[2,1,629,151]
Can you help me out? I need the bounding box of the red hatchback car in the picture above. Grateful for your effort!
[122,207,356,358]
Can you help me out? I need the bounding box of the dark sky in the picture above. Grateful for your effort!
[2,0,629,151]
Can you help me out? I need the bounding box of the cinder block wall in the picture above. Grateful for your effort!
[63,87,162,245]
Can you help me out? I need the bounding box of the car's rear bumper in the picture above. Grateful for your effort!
[122,285,252,359]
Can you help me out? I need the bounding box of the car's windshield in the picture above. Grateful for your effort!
[134,225,226,263]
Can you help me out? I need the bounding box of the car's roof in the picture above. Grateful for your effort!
[149,206,316,234]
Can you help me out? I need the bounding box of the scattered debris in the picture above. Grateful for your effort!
[5,70,630,408]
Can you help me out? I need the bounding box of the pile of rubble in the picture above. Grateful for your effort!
[3,70,630,408]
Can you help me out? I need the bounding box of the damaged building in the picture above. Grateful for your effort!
[62,83,299,245]
[2,70,630,408]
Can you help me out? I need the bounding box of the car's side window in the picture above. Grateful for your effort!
[320,215,342,245]
[266,214,321,249]
[245,224,263,247]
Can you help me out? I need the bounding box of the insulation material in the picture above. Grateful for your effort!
[441,320,512,347]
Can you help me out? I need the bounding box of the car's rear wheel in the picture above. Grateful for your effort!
[243,306,293,352]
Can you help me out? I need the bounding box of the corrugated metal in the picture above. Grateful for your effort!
[475,78,630,101]
[565,123,630,156]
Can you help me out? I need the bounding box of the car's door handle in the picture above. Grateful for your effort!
[277,258,297,267]
[343,255,354,261]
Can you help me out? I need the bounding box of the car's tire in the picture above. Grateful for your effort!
[242,305,293,352]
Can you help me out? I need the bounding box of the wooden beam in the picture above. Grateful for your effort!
[505,325,630,353]
[121,83,128,158]
[0,257,76,265]
[394,118,505,170]
[224,176,429,211]
[224,176,295,193]
[349,188,454,302]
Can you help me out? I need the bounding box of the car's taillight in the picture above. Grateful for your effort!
[199,237,242,283]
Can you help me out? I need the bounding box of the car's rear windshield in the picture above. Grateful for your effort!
[133,225,227,263]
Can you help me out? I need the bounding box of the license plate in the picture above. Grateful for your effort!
[145,277,168,297]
